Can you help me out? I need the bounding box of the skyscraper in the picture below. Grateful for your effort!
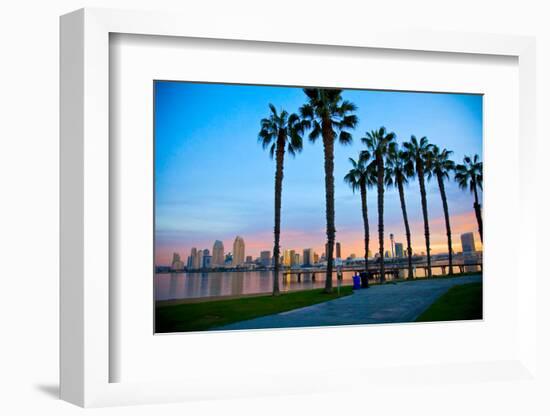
[293,252,300,266]
[201,249,211,269]
[283,249,295,267]
[190,247,199,269]
[303,248,313,266]
[461,232,476,253]
[232,236,245,266]
[197,250,203,269]
[390,233,395,258]
[202,254,212,268]
[212,240,224,266]
[171,252,184,270]
[325,242,342,259]
[395,242,404,258]
[260,250,271,267]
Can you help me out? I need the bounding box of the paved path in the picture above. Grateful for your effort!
[215,274,482,331]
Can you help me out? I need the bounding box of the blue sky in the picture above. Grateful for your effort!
[154,81,482,265]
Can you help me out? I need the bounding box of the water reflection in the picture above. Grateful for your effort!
[155,264,482,301]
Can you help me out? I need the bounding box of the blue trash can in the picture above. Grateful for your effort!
[352,274,361,290]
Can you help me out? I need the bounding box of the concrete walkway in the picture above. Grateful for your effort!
[215,274,482,331]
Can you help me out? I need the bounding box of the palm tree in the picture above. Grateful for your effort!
[385,142,414,279]
[403,136,433,278]
[344,154,375,275]
[455,154,483,242]
[300,88,358,293]
[427,145,456,275]
[258,104,304,295]
[362,127,396,283]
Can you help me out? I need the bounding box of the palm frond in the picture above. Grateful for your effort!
[338,130,353,145]
[308,121,322,142]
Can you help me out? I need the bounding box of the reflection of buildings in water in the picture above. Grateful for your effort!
[243,271,266,294]
[257,270,272,293]
[208,272,223,297]
[184,272,202,298]
[199,272,209,297]
[231,271,245,296]
[168,273,178,299]
[154,275,161,299]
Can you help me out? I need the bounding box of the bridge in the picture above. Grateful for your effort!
[282,262,483,281]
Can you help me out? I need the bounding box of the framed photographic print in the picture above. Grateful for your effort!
[60,8,538,408]
[152,81,484,334]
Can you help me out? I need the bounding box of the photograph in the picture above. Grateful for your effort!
[153,81,483,333]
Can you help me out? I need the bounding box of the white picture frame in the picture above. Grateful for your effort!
[60,7,537,408]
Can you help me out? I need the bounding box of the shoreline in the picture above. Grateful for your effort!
[156,271,482,306]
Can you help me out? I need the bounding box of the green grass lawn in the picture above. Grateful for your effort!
[415,282,483,322]
[155,286,353,333]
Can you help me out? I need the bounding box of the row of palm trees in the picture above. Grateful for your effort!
[345,132,483,283]
[258,88,482,295]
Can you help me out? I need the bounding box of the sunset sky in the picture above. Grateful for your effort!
[154,81,483,266]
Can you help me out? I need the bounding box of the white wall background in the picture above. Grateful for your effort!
[0,1,548,415]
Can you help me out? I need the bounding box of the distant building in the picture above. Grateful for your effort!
[385,250,390,258]
[232,236,245,266]
[348,253,356,260]
[303,248,313,266]
[313,252,319,264]
[171,252,184,270]
[190,247,199,269]
[390,233,395,258]
[293,252,300,266]
[324,242,341,259]
[368,250,372,258]
[246,255,253,264]
[202,254,212,269]
[283,249,295,267]
[461,232,476,254]
[225,253,233,265]
[212,240,224,266]
[461,232,480,272]
[197,250,204,269]
[395,243,404,258]
[260,250,271,267]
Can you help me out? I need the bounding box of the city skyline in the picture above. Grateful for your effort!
[155,82,483,266]
[166,230,481,269]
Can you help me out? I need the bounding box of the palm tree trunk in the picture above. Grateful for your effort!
[397,179,413,279]
[322,122,335,293]
[437,173,453,275]
[417,164,432,278]
[377,155,385,283]
[473,180,483,242]
[360,182,369,274]
[272,138,285,295]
